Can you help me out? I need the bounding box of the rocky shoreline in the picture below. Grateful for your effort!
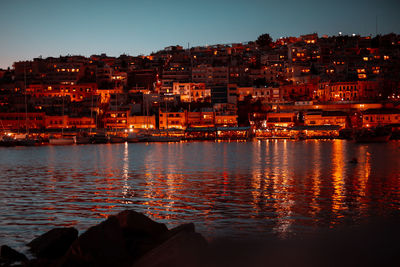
[2,210,400,267]
[1,210,207,267]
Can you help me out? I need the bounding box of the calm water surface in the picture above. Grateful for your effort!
[1,140,400,250]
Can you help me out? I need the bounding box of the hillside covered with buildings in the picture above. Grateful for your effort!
[1,33,400,139]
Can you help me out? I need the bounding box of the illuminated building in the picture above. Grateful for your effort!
[263,112,297,128]
[192,64,229,86]
[304,111,348,128]
[172,82,210,102]
[0,112,46,130]
[45,115,95,129]
[236,86,254,101]
[105,109,129,129]
[362,109,400,127]
[215,114,238,127]
[26,83,97,102]
[187,109,215,127]
[159,110,187,129]
[127,115,156,129]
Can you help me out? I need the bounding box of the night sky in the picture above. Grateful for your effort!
[1,0,399,68]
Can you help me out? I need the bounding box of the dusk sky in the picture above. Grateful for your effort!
[1,0,399,69]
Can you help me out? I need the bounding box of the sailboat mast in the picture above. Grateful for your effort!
[24,63,28,134]
[90,92,93,133]
[143,92,148,129]
[147,95,149,128]
[115,92,118,134]
[165,98,169,136]
[62,89,64,135]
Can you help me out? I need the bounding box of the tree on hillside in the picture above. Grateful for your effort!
[256,33,273,49]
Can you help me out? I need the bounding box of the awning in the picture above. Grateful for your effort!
[185,127,216,132]
[290,125,342,131]
[216,127,251,131]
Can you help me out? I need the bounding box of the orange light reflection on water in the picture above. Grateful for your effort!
[309,141,322,221]
[354,145,370,214]
[331,140,347,223]
[272,139,295,238]
[3,140,400,252]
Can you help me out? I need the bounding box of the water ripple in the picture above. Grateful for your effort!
[0,141,400,251]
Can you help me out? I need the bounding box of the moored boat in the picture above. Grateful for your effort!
[49,136,76,145]
[74,131,92,144]
[355,134,391,143]
[147,135,181,142]
[126,135,140,143]
[109,135,125,143]
[126,132,149,142]
[15,138,37,146]
[0,134,37,146]
[75,136,91,144]
[354,127,392,143]
[92,133,109,144]
[0,135,17,146]
[13,134,37,146]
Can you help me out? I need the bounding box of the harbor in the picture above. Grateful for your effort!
[2,123,399,146]
[1,1,400,264]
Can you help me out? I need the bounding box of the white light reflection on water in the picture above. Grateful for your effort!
[122,142,131,204]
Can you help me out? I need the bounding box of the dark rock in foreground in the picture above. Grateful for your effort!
[115,210,168,239]
[133,223,207,267]
[114,210,169,260]
[27,227,78,259]
[0,245,28,265]
[3,210,400,267]
[2,210,204,267]
[57,209,205,267]
[59,216,128,266]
